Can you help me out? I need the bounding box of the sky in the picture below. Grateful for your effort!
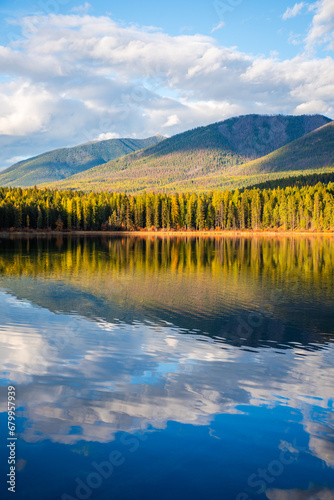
[0,0,333,169]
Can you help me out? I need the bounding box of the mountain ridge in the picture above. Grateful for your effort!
[0,135,166,187]
[47,114,332,193]
[0,114,332,192]
[233,120,334,175]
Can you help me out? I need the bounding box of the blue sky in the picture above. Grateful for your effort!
[0,0,333,168]
[0,0,322,57]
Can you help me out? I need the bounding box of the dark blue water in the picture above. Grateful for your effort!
[0,235,333,500]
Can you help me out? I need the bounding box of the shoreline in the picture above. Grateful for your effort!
[1,230,334,238]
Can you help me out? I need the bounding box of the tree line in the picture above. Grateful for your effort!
[251,171,334,192]
[1,183,334,231]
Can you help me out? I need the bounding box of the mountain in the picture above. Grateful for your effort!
[233,120,334,176]
[46,114,332,193]
[0,135,165,187]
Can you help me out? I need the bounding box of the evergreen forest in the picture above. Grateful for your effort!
[1,183,334,231]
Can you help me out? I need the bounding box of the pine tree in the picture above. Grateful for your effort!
[196,197,205,230]
[161,199,169,229]
[154,195,160,229]
[125,199,132,231]
[75,197,82,229]
[67,199,73,230]
[145,195,153,229]
[186,196,194,229]
[171,195,180,229]
[37,206,43,229]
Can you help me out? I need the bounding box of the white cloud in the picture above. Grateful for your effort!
[95,132,120,141]
[5,155,29,165]
[0,80,54,135]
[0,11,333,167]
[306,0,334,49]
[162,114,180,127]
[282,2,305,20]
[241,55,334,115]
[295,99,329,114]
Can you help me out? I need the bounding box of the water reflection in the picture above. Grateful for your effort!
[1,235,334,347]
[0,235,333,500]
[266,488,334,499]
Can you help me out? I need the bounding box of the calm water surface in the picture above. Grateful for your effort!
[0,235,333,500]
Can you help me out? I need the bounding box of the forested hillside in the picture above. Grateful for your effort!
[0,135,165,187]
[249,171,334,191]
[47,114,331,193]
[1,183,334,231]
[234,121,334,176]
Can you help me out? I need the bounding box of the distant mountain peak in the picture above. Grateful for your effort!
[45,113,333,193]
[0,135,165,188]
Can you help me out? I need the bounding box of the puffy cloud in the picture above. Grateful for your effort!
[241,55,334,115]
[0,80,54,135]
[306,0,334,49]
[0,11,333,168]
[162,114,180,127]
[95,132,120,141]
[295,99,329,114]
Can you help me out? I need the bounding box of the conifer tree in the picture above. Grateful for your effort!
[196,197,205,230]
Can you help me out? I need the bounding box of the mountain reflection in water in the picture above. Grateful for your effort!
[0,235,333,500]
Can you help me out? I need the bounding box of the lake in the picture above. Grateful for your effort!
[0,235,333,500]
